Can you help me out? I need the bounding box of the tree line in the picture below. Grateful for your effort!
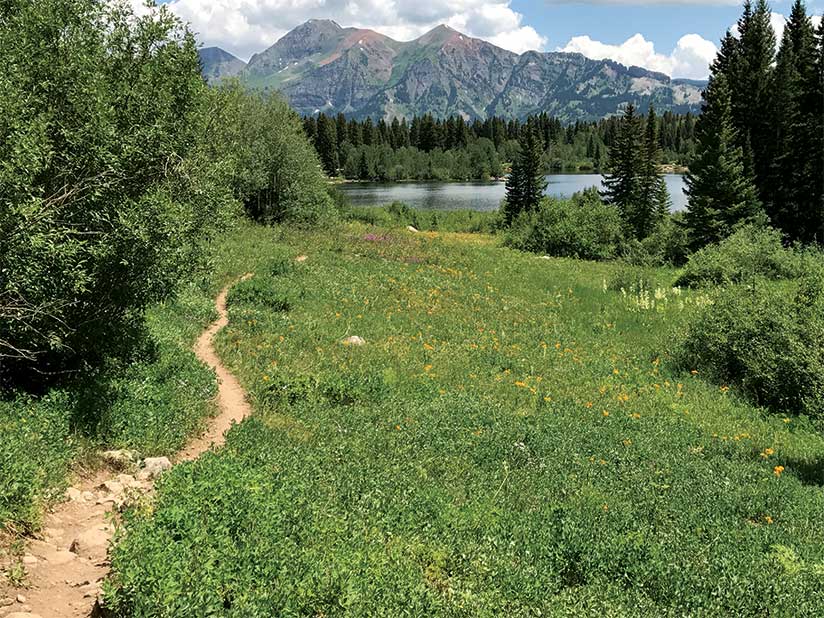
[304,110,697,181]
[0,0,332,388]
[684,0,823,247]
[505,0,823,252]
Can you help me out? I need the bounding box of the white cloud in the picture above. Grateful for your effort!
[560,32,717,79]
[151,0,547,60]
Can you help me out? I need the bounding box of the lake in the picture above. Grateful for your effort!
[339,174,688,212]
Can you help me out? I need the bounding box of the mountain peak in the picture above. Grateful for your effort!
[416,24,465,47]
[304,18,342,30]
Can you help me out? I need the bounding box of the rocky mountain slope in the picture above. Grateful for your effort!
[200,20,703,122]
[198,46,247,82]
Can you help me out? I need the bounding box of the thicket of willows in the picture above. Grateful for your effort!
[0,0,332,388]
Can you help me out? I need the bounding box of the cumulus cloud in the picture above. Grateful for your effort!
[152,0,547,59]
[560,32,717,79]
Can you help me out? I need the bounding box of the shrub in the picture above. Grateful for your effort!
[674,225,803,288]
[207,83,336,227]
[622,213,690,267]
[505,190,625,261]
[0,0,232,385]
[675,271,824,418]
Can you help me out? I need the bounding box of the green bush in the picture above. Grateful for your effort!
[674,225,804,288]
[207,83,336,227]
[676,271,824,417]
[0,0,232,384]
[622,213,691,267]
[505,190,625,261]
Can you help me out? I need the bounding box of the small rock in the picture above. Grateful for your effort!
[342,336,366,346]
[0,598,14,607]
[70,526,112,557]
[141,457,172,479]
[295,255,308,263]
[15,595,26,604]
[407,225,419,233]
[540,255,552,260]
[102,449,138,468]
[65,487,83,502]
[101,480,124,494]
[116,473,140,488]
[136,469,152,482]
[21,555,37,565]
[81,491,96,502]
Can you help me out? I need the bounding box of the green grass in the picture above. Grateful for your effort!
[0,275,220,534]
[106,221,824,616]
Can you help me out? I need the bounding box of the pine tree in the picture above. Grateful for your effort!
[503,129,547,226]
[778,0,821,242]
[735,0,776,198]
[602,103,642,232]
[684,75,764,250]
[357,150,371,181]
[636,104,669,238]
[316,114,339,176]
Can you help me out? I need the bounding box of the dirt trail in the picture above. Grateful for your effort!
[1,275,254,618]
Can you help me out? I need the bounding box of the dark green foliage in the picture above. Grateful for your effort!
[0,0,232,383]
[676,270,824,418]
[638,105,671,235]
[705,0,822,244]
[674,226,807,288]
[683,75,764,250]
[602,104,642,232]
[505,190,625,261]
[502,130,547,226]
[770,0,822,243]
[734,0,776,191]
[314,111,696,181]
[316,113,340,176]
[622,213,690,267]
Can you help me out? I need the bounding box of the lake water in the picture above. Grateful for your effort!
[339,174,688,213]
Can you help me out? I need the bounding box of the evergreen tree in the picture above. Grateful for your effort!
[602,103,642,232]
[316,114,339,176]
[684,75,764,250]
[357,150,371,181]
[636,105,669,238]
[776,0,821,242]
[503,130,547,226]
[734,0,776,197]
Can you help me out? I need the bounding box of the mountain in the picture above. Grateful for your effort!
[202,20,704,122]
[198,47,247,82]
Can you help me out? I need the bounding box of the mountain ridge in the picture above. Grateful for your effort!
[199,20,704,122]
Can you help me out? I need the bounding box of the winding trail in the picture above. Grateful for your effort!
[1,275,254,618]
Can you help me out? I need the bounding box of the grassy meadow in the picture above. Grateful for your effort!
[105,221,824,616]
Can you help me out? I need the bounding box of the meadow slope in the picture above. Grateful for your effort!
[106,222,824,616]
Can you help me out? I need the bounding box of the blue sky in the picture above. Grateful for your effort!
[149,0,822,79]
[512,1,743,52]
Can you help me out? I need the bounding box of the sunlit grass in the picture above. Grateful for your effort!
[107,221,824,616]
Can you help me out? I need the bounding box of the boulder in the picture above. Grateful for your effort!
[141,456,172,479]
